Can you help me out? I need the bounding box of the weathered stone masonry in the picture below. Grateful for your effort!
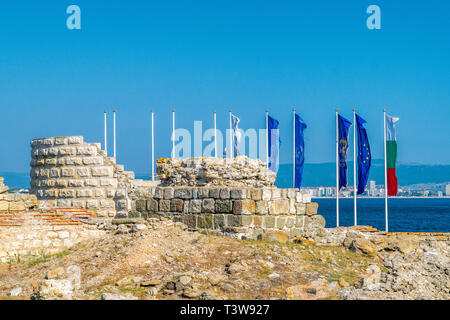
[30,136,139,218]
[131,186,325,240]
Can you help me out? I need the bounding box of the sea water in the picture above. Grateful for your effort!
[315,198,450,233]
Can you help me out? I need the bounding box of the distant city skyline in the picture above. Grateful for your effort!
[0,1,449,175]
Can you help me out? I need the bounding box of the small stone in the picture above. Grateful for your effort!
[178,275,192,286]
[10,287,22,297]
[141,279,162,287]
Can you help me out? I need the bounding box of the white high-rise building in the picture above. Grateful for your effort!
[446,184,450,196]
[369,180,376,196]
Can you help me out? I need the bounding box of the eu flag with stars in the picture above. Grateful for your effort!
[294,114,307,188]
[355,114,371,195]
[338,114,352,189]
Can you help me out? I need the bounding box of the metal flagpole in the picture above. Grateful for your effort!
[229,109,233,159]
[383,109,388,232]
[151,110,155,181]
[113,109,116,159]
[353,108,357,226]
[214,111,217,158]
[293,107,296,189]
[336,109,339,227]
[172,109,175,159]
[265,110,269,168]
[104,110,107,156]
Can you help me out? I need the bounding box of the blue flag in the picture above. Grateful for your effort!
[294,114,307,188]
[338,114,352,189]
[268,115,280,172]
[356,114,371,195]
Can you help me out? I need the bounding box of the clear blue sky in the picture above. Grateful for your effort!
[0,0,449,175]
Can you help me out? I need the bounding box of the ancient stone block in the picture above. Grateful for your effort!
[271,188,281,200]
[197,188,209,198]
[59,189,76,198]
[209,188,220,199]
[61,168,75,178]
[276,217,287,229]
[219,188,230,199]
[164,187,174,200]
[255,200,269,215]
[262,188,272,200]
[182,214,197,230]
[86,200,99,209]
[100,199,115,209]
[250,188,262,200]
[159,200,170,212]
[202,198,215,213]
[154,187,164,199]
[174,188,192,199]
[198,214,213,229]
[253,215,262,227]
[68,136,83,144]
[213,214,226,230]
[264,216,276,228]
[171,199,184,212]
[269,199,290,215]
[136,199,147,212]
[215,200,232,213]
[91,167,113,177]
[68,180,83,187]
[305,202,318,215]
[147,199,158,212]
[232,200,255,215]
[287,188,296,199]
[295,203,306,215]
[230,188,247,199]
[76,189,92,198]
[189,199,202,213]
[84,179,99,187]
[289,199,296,214]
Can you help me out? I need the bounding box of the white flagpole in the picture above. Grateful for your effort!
[104,110,107,156]
[172,109,175,159]
[336,109,339,227]
[151,110,155,181]
[214,111,217,158]
[383,109,388,232]
[229,109,233,159]
[265,109,269,168]
[293,107,296,188]
[113,109,116,159]
[353,108,357,226]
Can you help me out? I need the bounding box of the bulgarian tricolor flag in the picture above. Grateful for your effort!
[385,114,399,196]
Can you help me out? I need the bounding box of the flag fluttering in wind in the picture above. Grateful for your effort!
[338,115,352,189]
[355,114,371,195]
[231,114,241,156]
[386,114,399,196]
[268,115,280,172]
[294,114,307,188]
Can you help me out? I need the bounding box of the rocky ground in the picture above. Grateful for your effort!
[0,218,448,300]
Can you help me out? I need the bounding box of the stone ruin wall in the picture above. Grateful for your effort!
[130,186,325,241]
[30,136,142,218]
[28,136,326,241]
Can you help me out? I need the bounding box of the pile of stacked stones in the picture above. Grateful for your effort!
[0,177,8,194]
[156,156,276,187]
